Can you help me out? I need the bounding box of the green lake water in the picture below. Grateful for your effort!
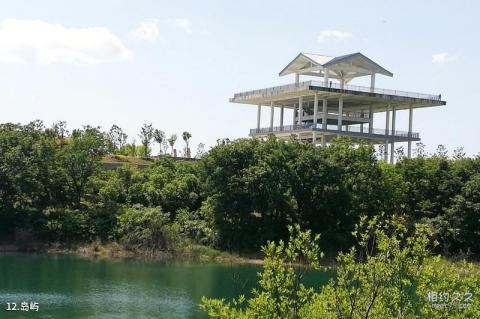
[0,253,332,319]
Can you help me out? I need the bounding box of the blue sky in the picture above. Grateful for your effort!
[0,0,478,156]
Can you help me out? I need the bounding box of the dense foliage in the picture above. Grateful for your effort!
[201,219,480,318]
[200,137,388,252]
[0,121,479,259]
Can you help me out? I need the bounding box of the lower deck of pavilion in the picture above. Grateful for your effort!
[250,111,419,163]
[249,123,419,144]
[250,124,420,163]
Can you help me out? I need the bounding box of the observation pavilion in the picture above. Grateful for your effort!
[230,52,446,163]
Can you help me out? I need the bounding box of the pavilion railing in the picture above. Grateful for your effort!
[310,80,440,100]
[250,124,419,139]
[233,80,441,101]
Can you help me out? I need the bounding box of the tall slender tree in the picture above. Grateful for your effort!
[108,124,128,153]
[182,131,192,158]
[52,121,69,146]
[139,123,154,157]
[195,142,206,158]
[153,129,165,156]
[167,134,177,156]
[162,139,169,155]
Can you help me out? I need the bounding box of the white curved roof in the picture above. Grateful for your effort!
[279,52,393,82]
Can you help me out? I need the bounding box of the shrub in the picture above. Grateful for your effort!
[98,176,126,204]
[115,205,182,251]
[88,206,119,242]
[201,218,480,319]
[175,208,218,246]
[41,208,93,243]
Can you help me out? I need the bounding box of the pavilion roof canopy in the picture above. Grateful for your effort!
[279,52,393,82]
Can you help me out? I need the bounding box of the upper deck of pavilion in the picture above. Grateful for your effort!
[230,80,446,112]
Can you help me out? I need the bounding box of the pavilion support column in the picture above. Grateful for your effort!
[295,73,300,85]
[368,104,373,134]
[370,74,376,93]
[384,105,390,162]
[322,98,328,130]
[292,104,297,126]
[280,106,284,130]
[269,101,274,131]
[323,68,329,86]
[408,105,413,158]
[256,104,261,131]
[390,106,396,164]
[298,96,303,125]
[312,132,317,145]
[360,110,364,133]
[321,134,326,146]
[338,96,343,132]
[313,94,319,128]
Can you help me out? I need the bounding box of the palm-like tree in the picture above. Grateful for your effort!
[182,131,192,158]
[167,134,177,156]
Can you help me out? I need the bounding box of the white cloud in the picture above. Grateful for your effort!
[317,30,353,43]
[130,19,160,43]
[174,18,192,35]
[432,52,457,64]
[0,18,132,65]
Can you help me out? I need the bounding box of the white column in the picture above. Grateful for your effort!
[257,104,261,130]
[292,104,297,126]
[298,96,303,125]
[370,74,376,93]
[323,68,329,86]
[280,106,284,129]
[368,105,373,134]
[295,73,299,85]
[269,101,274,131]
[360,110,364,133]
[408,105,413,158]
[338,96,343,131]
[313,94,318,128]
[390,105,396,164]
[322,98,328,130]
[312,132,316,144]
[321,134,326,146]
[384,106,390,162]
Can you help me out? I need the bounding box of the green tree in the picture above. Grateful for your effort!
[139,123,154,157]
[200,136,385,252]
[0,121,66,210]
[200,137,299,250]
[59,126,107,207]
[443,173,480,254]
[107,124,128,153]
[304,216,480,319]
[182,131,192,157]
[153,129,165,155]
[168,134,177,156]
[52,120,69,145]
[195,142,206,158]
[201,224,323,319]
[201,219,480,319]
[116,205,181,251]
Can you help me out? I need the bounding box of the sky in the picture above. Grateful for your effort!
[0,0,479,156]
